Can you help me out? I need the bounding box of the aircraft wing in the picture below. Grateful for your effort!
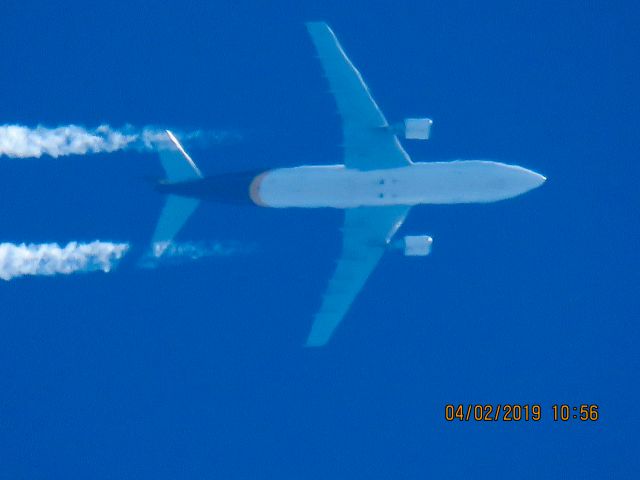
[306,205,410,346]
[306,22,412,170]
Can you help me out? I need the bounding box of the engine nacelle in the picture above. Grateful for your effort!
[401,235,433,256]
[403,118,432,140]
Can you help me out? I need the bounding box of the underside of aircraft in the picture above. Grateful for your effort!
[148,22,545,346]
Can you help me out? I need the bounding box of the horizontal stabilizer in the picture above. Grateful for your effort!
[151,194,200,257]
[146,131,203,259]
[159,130,203,182]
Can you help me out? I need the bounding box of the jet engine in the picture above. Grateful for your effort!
[399,235,433,256]
[403,118,433,140]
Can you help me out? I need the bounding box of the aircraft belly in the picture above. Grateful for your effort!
[250,161,535,208]
[254,165,415,208]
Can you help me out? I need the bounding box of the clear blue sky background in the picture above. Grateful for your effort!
[1,1,638,478]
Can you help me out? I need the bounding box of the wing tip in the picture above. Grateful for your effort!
[304,318,335,347]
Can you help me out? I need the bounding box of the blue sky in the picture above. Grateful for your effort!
[0,1,638,478]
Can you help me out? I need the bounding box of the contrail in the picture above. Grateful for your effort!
[138,241,253,268]
[0,239,252,280]
[0,124,238,159]
[0,241,129,280]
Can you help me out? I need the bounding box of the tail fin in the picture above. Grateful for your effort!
[150,131,203,257]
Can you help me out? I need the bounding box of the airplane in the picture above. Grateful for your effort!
[149,22,546,347]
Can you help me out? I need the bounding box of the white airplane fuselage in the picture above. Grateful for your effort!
[149,21,548,347]
[249,160,546,208]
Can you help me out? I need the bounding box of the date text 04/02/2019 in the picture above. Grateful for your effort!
[444,404,600,422]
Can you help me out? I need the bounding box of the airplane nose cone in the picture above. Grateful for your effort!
[513,167,546,195]
[531,171,546,188]
[515,167,546,191]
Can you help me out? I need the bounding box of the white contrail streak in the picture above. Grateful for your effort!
[0,241,129,280]
[152,241,243,259]
[139,241,252,268]
[0,124,237,159]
